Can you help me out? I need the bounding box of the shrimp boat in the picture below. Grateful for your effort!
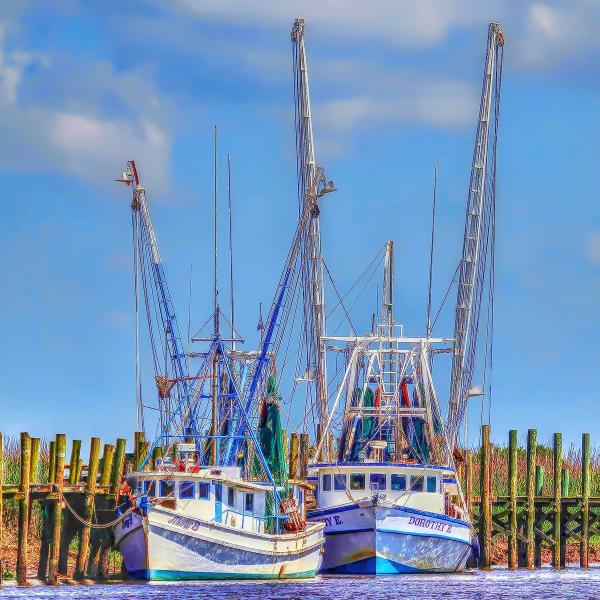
[112,159,324,580]
[290,20,504,574]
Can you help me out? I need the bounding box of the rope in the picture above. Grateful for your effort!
[59,490,134,529]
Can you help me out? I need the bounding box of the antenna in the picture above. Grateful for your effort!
[227,154,235,351]
[426,162,438,338]
[213,125,219,337]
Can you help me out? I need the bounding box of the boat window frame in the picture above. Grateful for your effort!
[198,482,210,500]
[426,476,437,493]
[179,480,195,500]
[391,474,407,491]
[227,486,235,507]
[245,492,254,514]
[322,473,332,492]
[159,479,175,498]
[350,473,365,490]
[369,473,386,491]
[410,475,424,492]
[143,480,155,498]
[333,473,347,491]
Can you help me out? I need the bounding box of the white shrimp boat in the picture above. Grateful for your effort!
[114,458,323,580]
[112,159,325,580]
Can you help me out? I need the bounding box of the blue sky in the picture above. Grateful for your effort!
[2,1,600,453]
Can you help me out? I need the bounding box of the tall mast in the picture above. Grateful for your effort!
[381,240,394,337]
[227,154,236,352]
[292,18,333,460]
[448,23,504,447]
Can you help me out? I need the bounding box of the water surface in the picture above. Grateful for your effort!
[1,569,600,599]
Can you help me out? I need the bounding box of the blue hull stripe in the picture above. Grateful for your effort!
[377,528,472,545]
[129,568,318,581]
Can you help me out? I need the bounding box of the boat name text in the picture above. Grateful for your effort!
[408,516,452,533]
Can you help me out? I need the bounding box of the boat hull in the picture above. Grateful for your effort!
[308,501,472,574]
[114,506,324,581]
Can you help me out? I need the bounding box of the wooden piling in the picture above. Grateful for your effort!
[29,438,41,484]
[552,433,562,570]
[110,438,127,496]
[480,424,492,570]
[100,444,115,487]
[580,432,590,568]
[151,446,163,470]
[508,429,518,569]
[47,433,66,584]
[75,437,101,580]
[561,467,570,496]
[299,433,309,480]
[17,432,31,585]
[0,433,3,577]
[134,431,146,471]
[289,433,299,480]
[526,429,537,569]
[69,439,82,485]
[48,441,56,483]
[466,449,473,519]
[535,466,544,496]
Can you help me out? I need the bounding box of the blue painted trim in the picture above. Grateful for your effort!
[309,502,361,518]
[129,568,318,581]
[324,527,374,536]
[377,528,472,545]
[310,462,455,473]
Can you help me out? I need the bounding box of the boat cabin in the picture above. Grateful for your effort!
[130,445,307,534]
[308,462,462,517]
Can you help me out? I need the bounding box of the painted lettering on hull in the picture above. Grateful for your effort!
[407,516,452,534]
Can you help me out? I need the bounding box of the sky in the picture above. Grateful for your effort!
[2,1,600,453]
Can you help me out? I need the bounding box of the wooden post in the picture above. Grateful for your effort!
[29,438,41,484]
[552,433,562,570]
[281,429,288,472]
[560,466,569,568]
[17,432,31,585]
[466,450,473,519]
[480,424,492,570]
[289,433,299,480]
[561,467,570,496]
[75,437,100,580]
[299,433,309,480]
[100,444,115,487]
[580,432,590,569]
[508,429,518,569]
[68,439,82,485]
[328,433,335,462]
[110,439,127,496]
[535,466,544,496]
[526,429,537,570]
[48,433,66,584]
[48,441,56,483]
[0,433,3,578]
[151,446,163,470]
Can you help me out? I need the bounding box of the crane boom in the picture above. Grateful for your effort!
[292,18,332,460]
[447,23,504,446]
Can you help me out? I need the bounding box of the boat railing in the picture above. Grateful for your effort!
[216,507,289,533]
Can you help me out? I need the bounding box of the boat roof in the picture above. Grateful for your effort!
[308,462,455,473]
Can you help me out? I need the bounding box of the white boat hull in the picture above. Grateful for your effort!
[308,500,472,574]
[114,506,324,580]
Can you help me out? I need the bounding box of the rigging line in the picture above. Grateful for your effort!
[322,257,356,335]
[431,261,460,330]
[186,264,193,371]
[325,243,387,320]
[426,162,438,338]
[331,253,385,336]
[132,211,144,432]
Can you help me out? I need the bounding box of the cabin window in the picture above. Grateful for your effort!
[179,481,195,499]
[143,480,155,497]
[427,476,437,493]
[215,484,222,502]
[227,486,235,507]
[410,475,424,492]
[350,473,365,490]
[369,473,386,490]
[391,474,407,491]
[199,482,210,500]
[322,474,332,491]
[334,474,347,491]
[245,493,254,513]
[160,480,175,498]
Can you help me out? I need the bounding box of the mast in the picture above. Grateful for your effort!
[292,18,333,460]
[211,126,219,464]
[447,23,504,447]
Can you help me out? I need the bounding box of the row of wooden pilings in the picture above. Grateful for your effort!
[0,432,128,585]
[0,429,313,585]
[471,425,596,570]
